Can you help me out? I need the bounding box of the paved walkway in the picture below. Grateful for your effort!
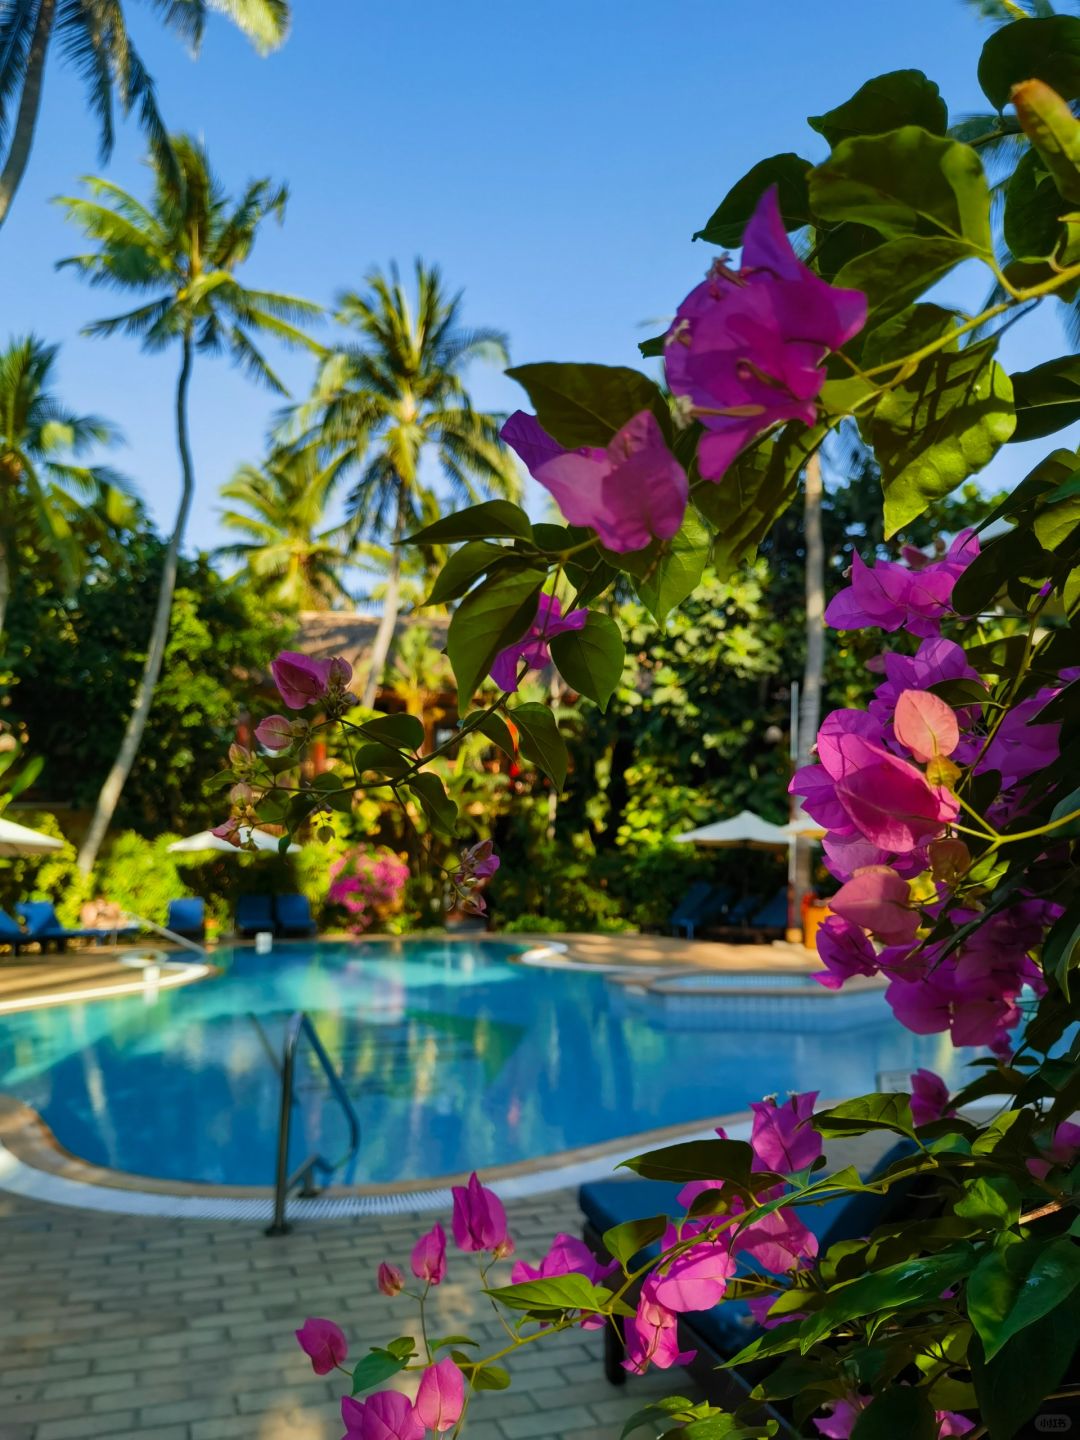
[0,1186,699,1440]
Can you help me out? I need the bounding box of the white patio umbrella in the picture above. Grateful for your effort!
[674,809,792,850]
[167,827,300,856]
[0,816,65,857]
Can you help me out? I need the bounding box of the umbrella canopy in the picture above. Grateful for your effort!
[784,804,826,840]
[0,816,65,857]
[167,827,300,856]
[674,809,793,850]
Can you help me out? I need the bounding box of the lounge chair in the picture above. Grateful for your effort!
[0,909,27,955]
[235,893,275,938]
[16,901,104,952]
[746,887,789,938]
[670,883,731,939]
[274,893,316,937]
[166,898,206,944]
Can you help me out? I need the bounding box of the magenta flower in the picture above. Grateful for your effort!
[814,1398,867,1438]
[650,1235,737,1313]
[489,593,587,692]
[814,915,879,990]
[502,409,688,553]
[1028,1121,1080,1180]
[341,1391,424,1440]
[830,867,920,946]
[211,818,243,848]
[750,1092,822,1174]
[910,1069,953,1129]
[822,731,959,853]
[894,690,960,765]
[270,651,354,710]
[295,1316,347,1375]
[451,1172,510,1253]
[736,1206,819,1274]
[825,552,953,638]
[622,1282,697,1374]
[254,714,293,751]
[511,1231,617,1287]
[411,1222,447,1284]
[414,1358,466,1434]
[376,1262,404,1297]
[665,187,865,482]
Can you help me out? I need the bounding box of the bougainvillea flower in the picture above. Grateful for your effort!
[747,1292,806,1329]
[295,1317,348,1374]
[411,1222,447,1284]
[750,1091,822,1174]
[376,1262,404,1297]
[414,1359,466,1433]
[822,732,959,853]
[814,1398,972,1439]
[886,972,1020,1049]
[910,1069,954,1128]
[271,651,353,710]
[622,1282,697,1373]
[735,1206,819,1274]
[451,1172,510,1253]
[1027,1120,1080,1180]
[254,714,293,751]
[511,1232,617,1286]
[211,818,243,848]
[489,593,588,692]
[980,685,1064,789]
[649,1224,737,1312]
[665,187,866,481]
[814,915,880,990]
[341,1390,424,1440]
[826,534,979,638]
[894,689,960,764]
[501,409,688,552]
[830,867,920,946]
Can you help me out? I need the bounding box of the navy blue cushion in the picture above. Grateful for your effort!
[276,893,315,933]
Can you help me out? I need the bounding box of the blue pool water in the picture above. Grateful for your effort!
[0,939,973,1186]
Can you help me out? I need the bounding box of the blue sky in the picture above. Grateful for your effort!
[4,0,1072,555]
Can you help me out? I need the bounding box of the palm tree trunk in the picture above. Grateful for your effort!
[77,336,196,874]
[360,497,403,709]
[0,0,57,231]
[792,451,825,937]
[0,529,10,642]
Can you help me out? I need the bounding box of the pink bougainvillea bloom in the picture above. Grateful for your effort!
[295,1316,347,1375]
[376,1262,404,1297]
[750,1091,822,1174]
[814,915,879,990]
[451,1172,510,1253]
[211,818,243,847]
[649,1223,737,1312]
[735,1205,819,1274]
[254,714,293,751]
[411,1222,447,1284]
[414,1358,466,1434]
[489,593,588,693]
[454,840,500,885]
[511,1232,617,1287]
[501,409,688,553]
[814,1398,867,1438]
[826,732,959,853]
[936,1414,975,1438]
[341,1390,424,1440]
[270,651,336,708]
[825,551,954,638]
[1027,1120,1080,1180]
[622,1282,697,1374]
[910,1069,954,1128]
[830,867,920,946]
[894,689,960,764]
[665,187,865,482]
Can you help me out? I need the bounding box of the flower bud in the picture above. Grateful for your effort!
[376,1262,404,1297]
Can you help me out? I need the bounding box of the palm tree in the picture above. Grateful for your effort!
[217,448,353,609]
[57,133,321,873]
[792,451,825,935]
[0,334,132,638]
[292,261,520,707]
[0,0,289,231]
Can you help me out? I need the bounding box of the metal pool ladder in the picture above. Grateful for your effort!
[266,1011,362,1236]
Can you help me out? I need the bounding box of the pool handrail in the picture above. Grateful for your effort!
[118,910,207,958]
[267,1010,362,1236]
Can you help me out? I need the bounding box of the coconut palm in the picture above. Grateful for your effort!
[217,449,352,610]
[0,0,289,231]
[0,334,133,638]
[57,133,321,873]
[291,260,521,707]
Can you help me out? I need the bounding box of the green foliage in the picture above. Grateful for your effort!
[90,830,192,927]
[692,153,812,246]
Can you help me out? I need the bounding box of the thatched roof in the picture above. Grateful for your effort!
[296,611,449,668]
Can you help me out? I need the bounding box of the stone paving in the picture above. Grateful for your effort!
[0,1185,700,1440]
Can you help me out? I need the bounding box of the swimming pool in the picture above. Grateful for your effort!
[0,938,971,1188]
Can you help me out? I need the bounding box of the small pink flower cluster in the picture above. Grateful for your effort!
[815,1395,973,1438]
[327,846,410,934]
[448,840,500,914]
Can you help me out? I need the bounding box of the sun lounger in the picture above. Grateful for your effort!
[235,893,274,938]
[0,908,28,955]
[274,893,316,937]
[16,901,110,951]
[166,898,206,943]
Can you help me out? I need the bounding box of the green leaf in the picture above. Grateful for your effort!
[602,1214,668,1267]
[622,1398,699,1438]
[621,1137,755,1187]
[484,1274,616,1314]
[954,1176,1021,1229]
[971,1302,1080,1440]
[404,499,533,545]
[509,702,568,790]
[357,713,425,752]
[978,14,1080,111]
[1004,149,1068,264]
[1034,494,1080,551]
[693,153,812,246]
[384,1336,417,1361]
[351,1349,408,1394]
[425,541,524,605]
[799,1248,975,1351]
[472,710,516,758]
[809,70,948,147]
[350,742,413,777]
[405,772,458,836]
[430,1334,478,1351]
[549,612,625,710]
[629,509,711,624]
[835,237,973,330]
[871,340,1016,536]
[809,127,993,255]
[850,1388,938,1440]
[505,362,669,448]
[446,569,546,703]
[968,1235,1080,1360]
[813,1093,915,1139]
[1044,896,1080,998]
[1010,355,1080,441]
[461,1362,511,1391]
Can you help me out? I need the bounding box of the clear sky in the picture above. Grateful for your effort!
[3,0,1073,555]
